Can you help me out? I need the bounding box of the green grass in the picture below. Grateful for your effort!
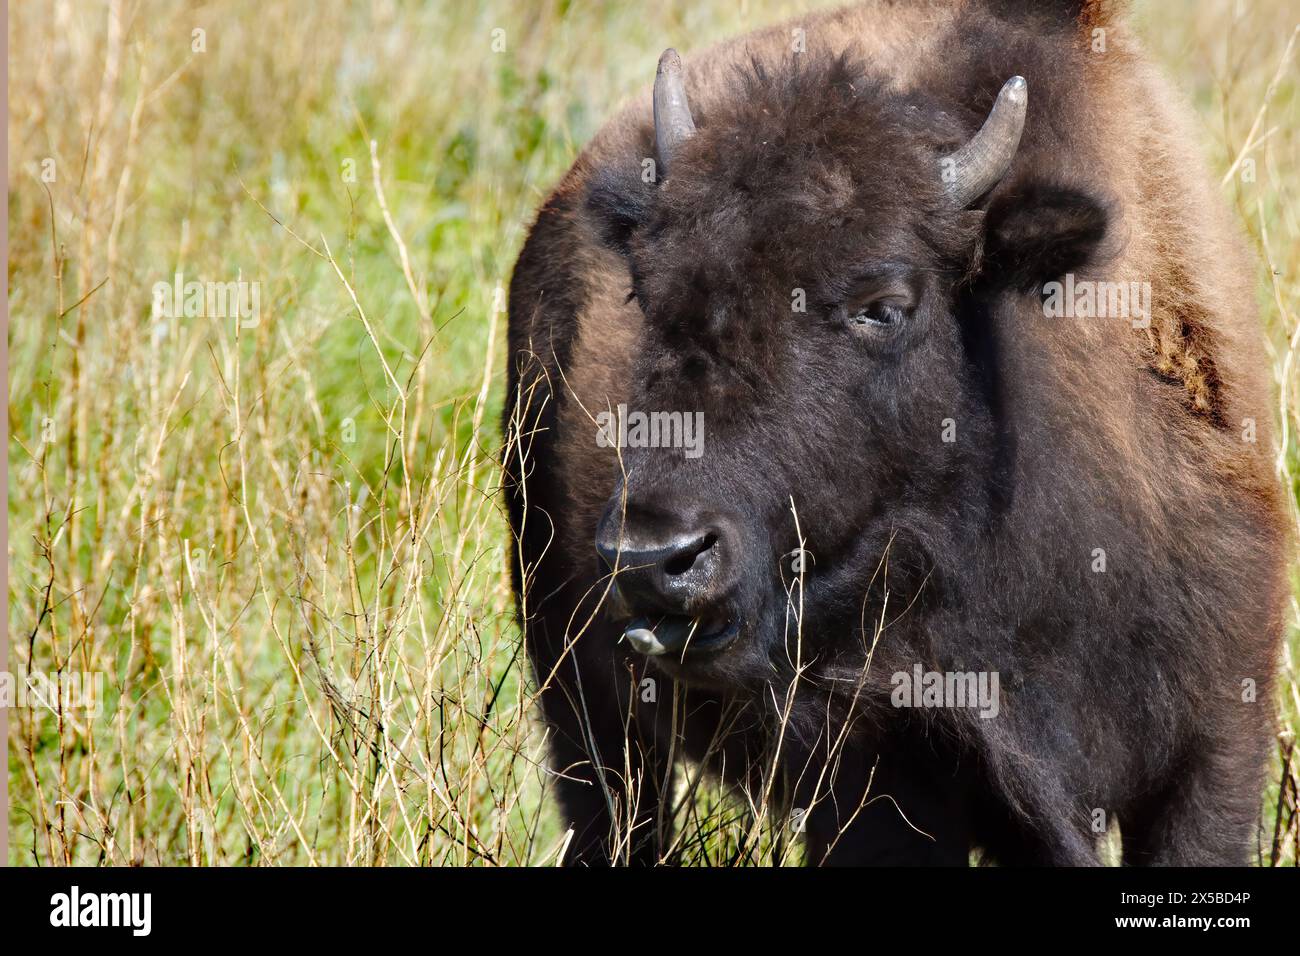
[7,0,1298,865]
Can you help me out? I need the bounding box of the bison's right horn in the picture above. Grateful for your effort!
[653,48,696,177]
[939,76,1027,207]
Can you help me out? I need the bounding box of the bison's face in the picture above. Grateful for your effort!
[587,52,1106,689]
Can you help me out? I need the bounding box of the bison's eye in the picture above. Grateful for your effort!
[838,272,915,339]
[846,299,908,335]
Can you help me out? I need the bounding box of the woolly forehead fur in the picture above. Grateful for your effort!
[625,51,978,312]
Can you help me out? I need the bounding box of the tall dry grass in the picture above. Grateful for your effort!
[6,0,1297,865]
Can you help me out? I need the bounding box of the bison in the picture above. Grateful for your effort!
[503,0,1287,865]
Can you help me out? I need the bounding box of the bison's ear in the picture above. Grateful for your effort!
[978,180,1111,293]
[585,166,655,256]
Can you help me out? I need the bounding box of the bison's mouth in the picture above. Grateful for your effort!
[620,613,740,657]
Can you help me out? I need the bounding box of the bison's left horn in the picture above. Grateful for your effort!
[939,76,1027,207]
[653,48,696,177]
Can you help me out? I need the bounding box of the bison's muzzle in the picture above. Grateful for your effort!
[596,507,743,658]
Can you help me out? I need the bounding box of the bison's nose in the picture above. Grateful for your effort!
[596,518,732,613]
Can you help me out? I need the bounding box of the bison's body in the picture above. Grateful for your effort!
[504,0,1286,865]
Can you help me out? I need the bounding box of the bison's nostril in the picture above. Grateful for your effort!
[663,553,693,576]
[593,512,735,614]
[664,532,717,576]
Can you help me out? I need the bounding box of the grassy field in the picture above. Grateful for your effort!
[6,0,1298,865]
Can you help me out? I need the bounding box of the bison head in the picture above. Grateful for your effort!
[587,49,1109,689]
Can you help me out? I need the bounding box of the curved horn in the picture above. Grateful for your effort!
[939,76,1027,207]
[653,48,696,177]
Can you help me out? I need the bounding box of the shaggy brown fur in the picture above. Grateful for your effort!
[504,0,1287,865]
